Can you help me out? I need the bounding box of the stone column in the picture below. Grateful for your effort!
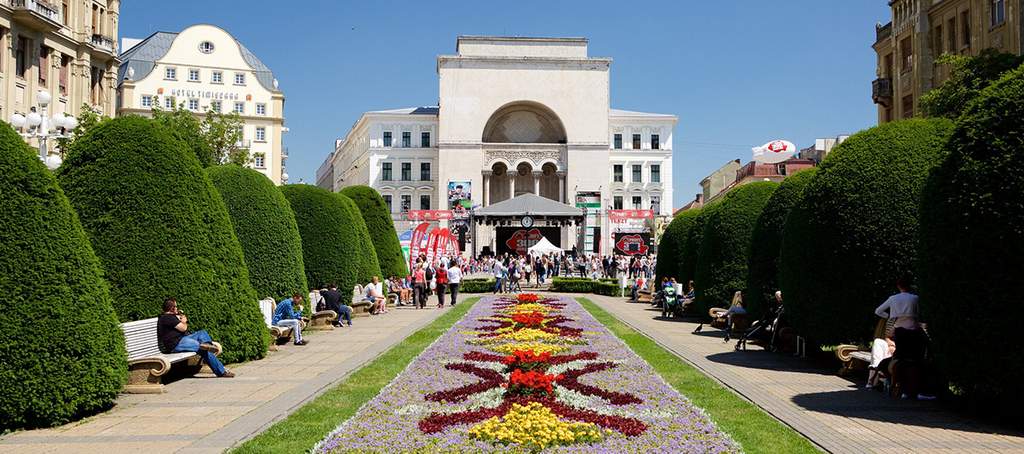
[557,171,566,203]
[482,171,491,206]
[533,171,542,196]
[509,175,515,199]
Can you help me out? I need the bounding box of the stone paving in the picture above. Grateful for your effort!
[580,293,1024,454]
[0,304,453,454]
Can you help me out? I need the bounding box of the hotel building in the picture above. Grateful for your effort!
[1,0,120,152]
[116,24,288,183]
[319,36,677,256]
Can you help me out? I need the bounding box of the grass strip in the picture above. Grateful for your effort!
[577,297,820,454]
[233,298,481,453]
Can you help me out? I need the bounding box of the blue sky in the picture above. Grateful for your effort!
[119,1,890,207]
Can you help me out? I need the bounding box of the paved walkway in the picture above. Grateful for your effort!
[580,293,1024,454]
[0,305,453,454]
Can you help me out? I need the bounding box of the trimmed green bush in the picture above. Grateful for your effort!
[779,118,953,345]
[744,169,817,319]
[460,278,495,293]
[679,207,711,288]
[57,116,268,363]
[656,209,702,284]
[281,185,371,292]
[0,124,127,431]
[336,193,383,283]
[694,182,778,314]
[550,277,620,296]
[341,185,408,278]
[206,165,307,300]
[919,64,1024,414]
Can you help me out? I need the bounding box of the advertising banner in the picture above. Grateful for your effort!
[613,232,652,256]
[408,223,429,270]
[425,228,441,265]
[752,139,797,164]
[496,227,561,256]
[447,181,472,214]
[407,210,456,221]
[608,210,655,222]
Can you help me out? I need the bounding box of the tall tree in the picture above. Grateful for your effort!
[151,104,244,167]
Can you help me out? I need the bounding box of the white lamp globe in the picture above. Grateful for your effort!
[281,172,289,182]
[51,115,67,130]
[10,113,26,129]
[63,116,78,131]
[36,90,52,106]
[45,154,62,170]
[46,116,59,132]
[26,112,42,128]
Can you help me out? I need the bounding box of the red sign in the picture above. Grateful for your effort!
[608,210,654,222]
[408,223,429,270]
[406,210,469,221]
[505,228,543,256]
[615,234,650,255]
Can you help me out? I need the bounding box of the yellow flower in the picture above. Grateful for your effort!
[468,402,604,449]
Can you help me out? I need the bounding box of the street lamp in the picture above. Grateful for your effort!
[8,90,78,170]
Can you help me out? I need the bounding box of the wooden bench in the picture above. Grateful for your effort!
[636,282,655,303]
[349,284,373,316]
[835,318,894,376]
[122,318,207,394]
[709,307,751,333]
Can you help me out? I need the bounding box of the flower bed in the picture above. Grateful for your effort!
[315,295,738,453]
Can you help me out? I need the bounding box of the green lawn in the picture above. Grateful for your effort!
[577,297,820,454]
[232,297,480,453]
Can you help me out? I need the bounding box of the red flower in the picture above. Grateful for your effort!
[506,368,563,395]
[511,311,545,328]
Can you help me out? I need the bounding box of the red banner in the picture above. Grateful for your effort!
[614,233,651,255]
[407,210,467,221]
[608,210,654,222]
[408,223,429,271]
[505,228,544,256]
[425,228,441,265]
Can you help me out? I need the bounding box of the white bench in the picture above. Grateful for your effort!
[122,318,203,394]
[259,298,294,349]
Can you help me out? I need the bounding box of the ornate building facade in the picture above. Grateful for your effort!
[320,36,676,256]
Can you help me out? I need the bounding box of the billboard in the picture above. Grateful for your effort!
[613,232,652,256]
[448,181,472,213]
[496,227,561,256]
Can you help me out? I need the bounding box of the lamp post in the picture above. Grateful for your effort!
[8,90,78,170]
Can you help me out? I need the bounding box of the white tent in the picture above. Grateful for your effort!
[528,237,562,256]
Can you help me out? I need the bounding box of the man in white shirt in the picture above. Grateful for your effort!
[447,259,463,305]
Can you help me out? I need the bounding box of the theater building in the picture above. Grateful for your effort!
[116,24,288,184]
[320,36,677,256]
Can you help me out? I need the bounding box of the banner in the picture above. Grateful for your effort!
[408,223,429,271]
[425,228,441,265]
[608,210,654,222]
[447,181,472,216]
[496,227,561,256]
[407,210,460,221]
[614,232,652,256]
[752,139,796,164]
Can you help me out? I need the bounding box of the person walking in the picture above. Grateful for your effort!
[447,259,462,305]
[413,264,428,309]
[435,261,449,308]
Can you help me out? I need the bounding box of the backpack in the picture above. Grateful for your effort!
[425,266,435,281]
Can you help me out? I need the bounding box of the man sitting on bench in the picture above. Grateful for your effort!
[274,293,308,346]
[157,298,234,378]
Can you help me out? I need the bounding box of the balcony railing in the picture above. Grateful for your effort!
[875,21,892,44]
[11,0,62,27]
[872,77,893,106]
[90,34,115,53]
[235,140,252,149]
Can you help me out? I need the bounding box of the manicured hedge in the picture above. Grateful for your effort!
[281,185,368,293]
[336,193,383,283]
[656,209,702,284]
[919,64,1024,415]
[694,182,778,315]
[779,118,953,345]
[207,165,308,300]
[550,277,620,296]
[341,185,408,278]
[460,278,495,293]
[678,207,711,287]
[0,124,127,431]
[744,169,817,319]
[57,116,268,363]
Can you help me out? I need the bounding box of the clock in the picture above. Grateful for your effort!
[521,215,534,228]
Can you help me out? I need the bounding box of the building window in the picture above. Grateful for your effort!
[613,134,622,149]
[632,196,642,209]
[38,46,49,86]
[164,97,175,109]
[421,132,430,147]
[212,71,223,84]
[165,67,177,80]
[199,41,215,54]
[383,195,393,212]
[234,102,244,114]
[141,95,153,108]
[651,165,661,183]
[255,127,266,142]
[59,55,70,95]
[210,100,222,112]
[188,68,200,82]
[961,11,971,48]
[933,25,944,54]
[383,131,392,147]
[400,195,411,212]
[401,162,412,181]
[613,165,623,183]
[632,165,642,183]
[15,36,29,78]
[900,36,913,73]
[420,162,431,181]
[402,132,411,148]
[947,17,956,54]
[991,0,1006,26]
[420,194,430,210]
[254,154,265,168]
[651,134,660,150]
[632,134,641,149]
[234,73,246,85]
[382,162,393,181]
[256,103,266,115]
[613,196,623,210]
[901,94,914,119]
[188,99,199,111]
[651,196,661,213]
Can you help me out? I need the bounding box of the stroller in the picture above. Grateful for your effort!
[735,303,784,351]
[659,285,680,319]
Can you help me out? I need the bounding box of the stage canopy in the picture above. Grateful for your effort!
[528,236,563,255]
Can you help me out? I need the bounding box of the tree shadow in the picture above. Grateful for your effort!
[705,350,837,376]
